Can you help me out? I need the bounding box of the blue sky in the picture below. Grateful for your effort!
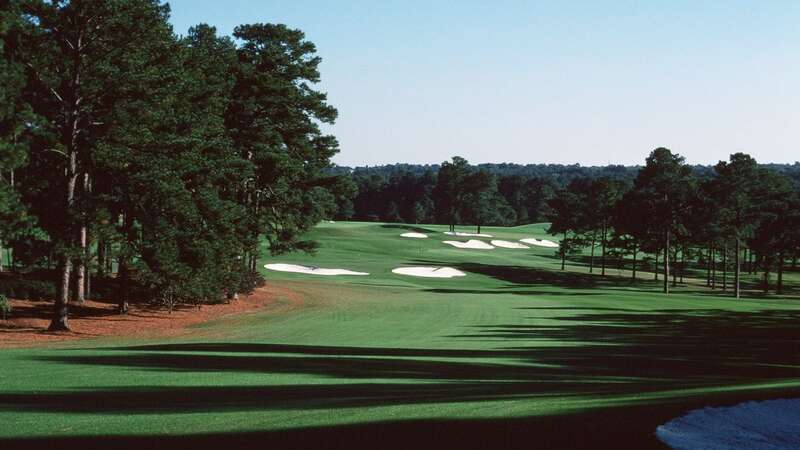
[167,0,800,166]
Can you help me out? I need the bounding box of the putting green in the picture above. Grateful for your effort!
[1,222,799,448]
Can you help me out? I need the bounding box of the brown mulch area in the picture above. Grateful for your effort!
[0,283,304,348]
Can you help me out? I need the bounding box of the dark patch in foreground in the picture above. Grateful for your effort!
[4,307,800,448]
[5,393,800,450]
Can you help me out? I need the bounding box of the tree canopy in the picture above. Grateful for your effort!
[1,0,348,329]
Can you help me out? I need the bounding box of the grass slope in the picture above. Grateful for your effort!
[1,222,800,449]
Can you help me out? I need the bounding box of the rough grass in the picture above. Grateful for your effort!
[1,222,800,449]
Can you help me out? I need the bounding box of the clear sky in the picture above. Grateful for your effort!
[167,0,800,166]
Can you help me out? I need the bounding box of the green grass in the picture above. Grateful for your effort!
[2,221,800,448]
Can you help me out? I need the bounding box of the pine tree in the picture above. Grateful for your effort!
[433,156,471,232]
[16,0,182,329]
[461,170,515,234]
[227,23,340,266]
[0,0,37,270]
[748,169,796,294]
[708,153,762,298]
[630,148,695,294]
[587,178,625,276]
[547,181,589,271]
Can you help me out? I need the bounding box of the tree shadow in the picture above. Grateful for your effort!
[18,307,800,404]
[5,307,800,448]
[424,288,604,296]
[412,259,652,291]
[414,259,800,299]
[3,301,117,322]
[380,224,440,233]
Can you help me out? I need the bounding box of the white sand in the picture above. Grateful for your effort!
[392,267,466,278]
[264,263,368,276]
[401,232,428,238]
[490,240,530,249]
[520,238,559,248]
[657,398,800,450]
[444,231,494,238]
[443,240,495,250]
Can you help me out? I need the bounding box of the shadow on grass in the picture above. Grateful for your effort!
[537,253,800,297]
[7,390,800,450]
[5,307,800,448]
[416,259,799,300]
[380,224,440,233]
[412,259,652,291]
[423,288,605,296]
[13,308,800,406]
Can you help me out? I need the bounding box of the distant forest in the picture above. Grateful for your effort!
[328,161,800,225]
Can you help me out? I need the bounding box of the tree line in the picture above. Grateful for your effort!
[330,161,800,228]
[332,150,800,298]
[548,148,800,297]
[0,0,351,330]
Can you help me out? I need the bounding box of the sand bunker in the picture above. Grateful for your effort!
[444,231,494,238]
[490,240,530,249]
[520,238,559,248]
[657,398,800,449]
[392,267,466,278]
[264,263,369,276]
[443,240,495,249]
[401,232,428,238]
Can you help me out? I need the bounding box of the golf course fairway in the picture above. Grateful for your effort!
[2,222,799,449]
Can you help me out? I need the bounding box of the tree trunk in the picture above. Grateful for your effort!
[742,247,748,273]
[664,230,670,294]
[734,238,741,299]
[117,213,132,314]
[107,246,113,275]
[250,252,258,273]
[49,258,72,331]
[654,249,659,281]
[75,175,88,303]
[672,246,678,287]
[712,246,717,290]
[85,262,91,301]
[49,25,88,331]
[560,232,567,270]
[600,225,607,276]
[118,256,129,314]
[722,243,728,292]
[777,253,784,295]
[97,239,106,277]
[49,120,80,331]
[589,233,596,273]
[680,247,686,284]
[631,242,637,280]
[706,244,712,287]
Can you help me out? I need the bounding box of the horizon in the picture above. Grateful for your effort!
[332,159,800,168]
[167,0,800,167]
